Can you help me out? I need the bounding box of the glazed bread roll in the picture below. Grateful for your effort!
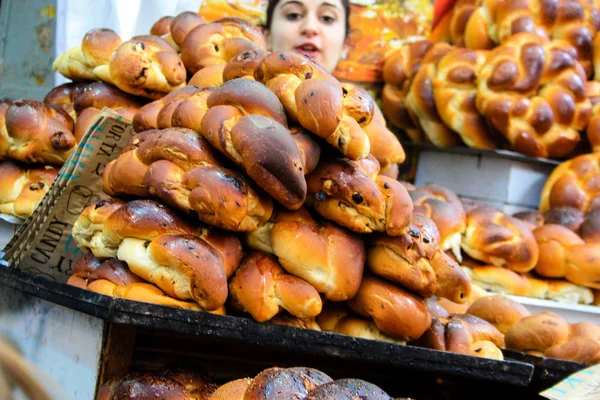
[73,199,239,310]
[102,128,274,231]
[72,81,142,141]
[565,243,600,289]
[188,64,226,87]
[68,253,142,286]
[180,17,266,74]
[433,47,496,149]
[200,78,307,209]
[464,266,531,296]
[229,252,322,322]
[222,49,270,82]
[405,42,459,147]
[382,40,434,142]
[132,86,205,132]
[254,51,371,160]
[54,29,187,99]
[0,99,76,165]
[467,295,531,334]
[476,33,590,158]
[533,224,585,278]
[43,81,87,121]
[579,210,600,243]
[505,312,570,354]
[513,210,544,231]
[0,161,57,219]
[542,206,585,232]
[464,0,598,77]
[209,378,252,400]
[545,338,600,364]
[97,366,217,400]
[340,82,404,169]
[367,214,440,297]
[246,208,365,301]
[329,316,405,344]
[444,0,484,47]
[244,367,332,400]
[540,153,600,213]
[306,155,413,235]
[305,379,392,400]
[347,275,431,341]
[410,184,466,259]
[151,12,206,51]
[462,205,539,272]
[431,250,472,303]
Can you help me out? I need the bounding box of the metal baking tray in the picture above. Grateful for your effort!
[0,266,534,388]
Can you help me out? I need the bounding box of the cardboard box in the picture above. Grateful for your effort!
[414,150,558,213]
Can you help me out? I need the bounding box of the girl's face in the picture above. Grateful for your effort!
[266,0,348,73]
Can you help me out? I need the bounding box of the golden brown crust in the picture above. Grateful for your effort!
[505,311,570,353]
[0,161,58,218]
[348,275,431,341]
[1,100,76,165]
[462,206,539,272]
[229,252,322,322]
[170,12,206,48]
[223,49,270,82]
[579,210,600,243]
[466,265,531,296]
[476,33,591,158]
[513,210,545,231]
[268,209,365,301]
[188,64,225,87]
[209,378,252,400]
[181,17,266,74]
[467,294,531,334]
[43,82,87,121]
[540,153,600,213]
[71,253,142,286]
[270,314,321,331]
[431,250,472,303]
[533,224,585,278]
[244,367,331,400]
[543,206,585,231]
[133,86,202,132]
[565,243,600,289]
[545,337,600,364]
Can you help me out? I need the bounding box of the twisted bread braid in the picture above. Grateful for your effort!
[381,40,434,142]
[150,12,206,52]
[54,29,186,99]
[462,204,540,272]
[244,208,365,301]
[0,161,57,219]
[444,314,505,359]
[476,33,591,158]
[464,0,600,77]
[229,252,322,322]
[43,82,87,121]
[540,152,600,212]
[433,48,498,149]
[188,64,226,87]
[222,49,270,82]
[585,80,600,151]
[73,199,240,310]
[0,100,75,165]
[102,128,273,231]
[306,155,413,235]
[181,17,266,74]
[72,82,142,141]
[406,42,460,147]
[200,78,306,209]
[254,51,371,160]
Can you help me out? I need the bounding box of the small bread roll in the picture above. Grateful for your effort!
[505,312,569,353]
[467,295,531,334]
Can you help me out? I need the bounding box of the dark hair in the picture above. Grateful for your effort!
[264,0,351,38]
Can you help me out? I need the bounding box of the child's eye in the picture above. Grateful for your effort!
[286,12,303,21]
[320,15,336,24]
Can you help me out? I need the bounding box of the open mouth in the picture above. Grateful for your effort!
[295,44,320,59]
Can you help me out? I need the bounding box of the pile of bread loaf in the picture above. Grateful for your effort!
[382,0,600,159]
[97,364,401,400]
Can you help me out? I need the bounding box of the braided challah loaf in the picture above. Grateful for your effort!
[433,47,498,149]
[222,49,270,82]
[73,199,242,310]
[0,99,76,165]
[476,33,591,158]
[0,161,57,219]
[540,152,600,212]
[102,128,274,231]
[254,51,372,160]
[229,252,322,322]
[53,28,186,99]
[43,81,87,121]
[150,11,206,52]
[245,208,365,301]
[306,155,413,235]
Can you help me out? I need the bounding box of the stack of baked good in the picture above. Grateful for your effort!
[97,364,401,399]
[466,294,600,364]
[382,0,600,159]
